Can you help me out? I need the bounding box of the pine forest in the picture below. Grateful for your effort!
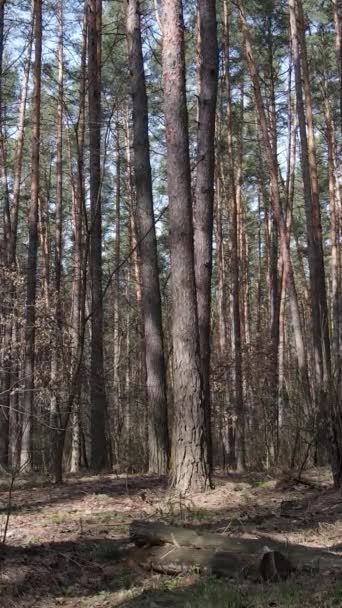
[0,0,341,605]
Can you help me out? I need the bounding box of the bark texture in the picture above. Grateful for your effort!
[126,0,169,474]
[88,0,107,470]
[20,0,42,470]
[224,0,245,470]
[161,0,210,493]
[193,0,218,473]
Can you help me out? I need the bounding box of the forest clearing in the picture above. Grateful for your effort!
[0,468,342,607]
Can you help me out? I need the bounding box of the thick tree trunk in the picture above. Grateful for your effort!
[20,0,42,470]
[126,0,169,474]
[193,0,218,473]
[124,117,148,464]
[161,0,210,493]
[88,0,107,470]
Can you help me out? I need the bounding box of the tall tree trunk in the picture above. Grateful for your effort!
[51,0,64,483]
[332,0,342,133]
[161,0,210,493]
[290,0,342,485]
[290,0,331,386]
[70,5,87,474]
[88,0,107,470]
[0,0,10,255]
[266,14,281,462]
[193,0,218,474]
[124,114,148,466]
[223,0,245,470]
[237,0,309,396]
[324,93,341,368]
[70,184,82,474]
[38,191,50,308]
[124,262,131,452]
[10,17,33,262]
[216,160,230,466]
[0,0,9,467]
[112,124,121,464]
[20,0,42,470]
[279,61,297,439]
[126,0,169,474]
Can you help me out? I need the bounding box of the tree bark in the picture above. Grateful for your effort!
[126,0,169,474]
[10,15,33,263]
[161,0,210,493]
[51,0,64,483]
[0,0,9,468]
[237,0,310,398]
[290,0,331,386]
[70,8,87,474]
[131,543,294,581]
[129,520,342,574]
[193,0,218,474]
[266,14,281,463]
[88,0,107,470]
[223,0,245,471]
[332,0,342,133]
[289,0,342,485]
[4,19,33,469]
[0,0,10,256]
[324,93,341,367]
[20,0,42,470]
[111,124,121,463]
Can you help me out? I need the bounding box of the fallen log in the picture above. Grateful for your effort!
[127,544,294,581]
[130,520,274,552]
[129,520,342,576]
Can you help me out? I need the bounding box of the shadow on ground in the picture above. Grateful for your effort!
[119,574,342,608]
[0,470,341,606]
[1,534,342,608]
[0,473,166,515]
[0,536,137,605]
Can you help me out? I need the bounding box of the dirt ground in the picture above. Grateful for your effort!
[0,467,341,607]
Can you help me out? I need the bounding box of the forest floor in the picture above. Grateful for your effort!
[0,467,342,607]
